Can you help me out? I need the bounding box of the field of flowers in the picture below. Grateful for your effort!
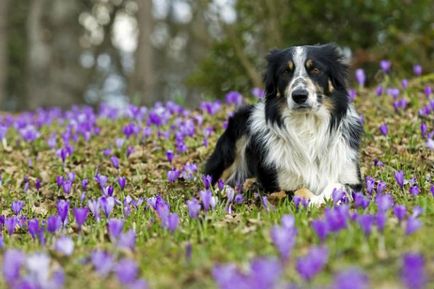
[0,63,433,289]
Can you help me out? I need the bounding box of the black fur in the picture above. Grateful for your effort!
[204,105,254,183]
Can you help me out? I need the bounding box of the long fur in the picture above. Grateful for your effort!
[205,44,363,204]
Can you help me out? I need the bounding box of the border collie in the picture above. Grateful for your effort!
[205,44,363,205]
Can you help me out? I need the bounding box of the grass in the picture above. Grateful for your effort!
[0,72,433,289]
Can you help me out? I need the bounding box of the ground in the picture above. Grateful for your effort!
[0,71,433,289]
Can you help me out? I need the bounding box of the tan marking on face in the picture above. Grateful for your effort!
[314,83,324,94]
[288,60,294,71]
[323,97,335,112]
[328,80,335,92]
[306,59,314,69]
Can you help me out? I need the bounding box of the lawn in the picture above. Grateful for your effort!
[0,67,433,289]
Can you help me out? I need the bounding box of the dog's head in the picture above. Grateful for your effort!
[264,44,349,125]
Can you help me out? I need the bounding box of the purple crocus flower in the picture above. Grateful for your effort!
[365,177,375,194]
[409,185,420,196]
[167,169,180,183]
[324,206,349,232]
[55,236,74,256]
[234,193,244,204]
[202,175,212,189]
[115,258,139,285]
[118,176,126,190]
[100,196,115,218]
[2,249,25,285]
[56,176,64,187]
[354,192,370,209]
[380,60,391,73]
[118,230,136,250]
[420,123,427,138]
[388,87,400,99]
[379,123,388,136]
[108,218,124,240]
[376,194,393,212]
[424,86,432,98]
[73,208,88,230]
[376,85,383,96]
[11,201,25,215]
[225,91,243,106]
[88,199,101,221]
[200,189,213,211]
[213,257,282,289]
[62,180,73,195]
[82,179,88,191]
[355,69,366,86]
[394,205,407,222]
[187,198,201,219]
[333,268,369,289]
[311,219,328,242]
[35,178,41,191]
[376,211,386,232]
[166,150,174,163]
[111,156,120,169]
[5,216,18,235]
[251,87,265,99]
[401,79,408,89]
[357,214,375,236]
[270,215,297,260]
[376,181,386,195]
[95,173,108,189]
[57,200,69,224]
[91,250,114,277]
[405,217,422,235]
[394,170,405,188]
[348,89,356,102]
[401,253,426,289]
[167,213,179,233]
[103,185,114,197]
[296,247,328,281]
[28,219,40,239]
[413,64,422,76]
[47,215,62,233]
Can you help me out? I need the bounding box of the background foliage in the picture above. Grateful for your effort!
[0,0,433,109]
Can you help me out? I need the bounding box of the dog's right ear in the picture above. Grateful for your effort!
[264,49,281,98]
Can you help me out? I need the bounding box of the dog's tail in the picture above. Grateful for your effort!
[204,105,254,185]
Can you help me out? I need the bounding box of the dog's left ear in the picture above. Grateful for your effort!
[264,49,281,98]
[322,43,349,91]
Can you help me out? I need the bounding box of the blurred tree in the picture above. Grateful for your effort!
[189,0,434,98]
[27,0,87,109]
[132,0,155,105]
[0,0,9,109]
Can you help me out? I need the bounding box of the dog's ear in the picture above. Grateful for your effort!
[321,43,348,91]
[264,49,281,98]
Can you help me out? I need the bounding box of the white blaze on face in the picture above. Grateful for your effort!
[285,46,319,110]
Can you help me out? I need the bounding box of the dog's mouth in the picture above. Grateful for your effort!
[293,104,313,111]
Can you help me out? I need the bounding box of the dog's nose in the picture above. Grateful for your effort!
[292,89,309,104]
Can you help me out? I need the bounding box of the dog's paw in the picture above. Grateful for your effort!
[294,187,315,199]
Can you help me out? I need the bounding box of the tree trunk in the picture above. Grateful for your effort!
[0,0,9,110]
[26,0,52,109]
[133,0,155,106]
[27,0,86,110]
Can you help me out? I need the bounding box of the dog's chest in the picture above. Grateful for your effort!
[262,117,344,193]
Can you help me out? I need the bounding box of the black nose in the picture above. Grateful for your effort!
[292,89,309,104]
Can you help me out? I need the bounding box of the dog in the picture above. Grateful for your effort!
[205,44,363,205]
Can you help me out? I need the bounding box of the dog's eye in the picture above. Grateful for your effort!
[283,68,292,75]
[311,67,321,74]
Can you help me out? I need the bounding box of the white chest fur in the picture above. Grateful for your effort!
[249,103,359,195]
